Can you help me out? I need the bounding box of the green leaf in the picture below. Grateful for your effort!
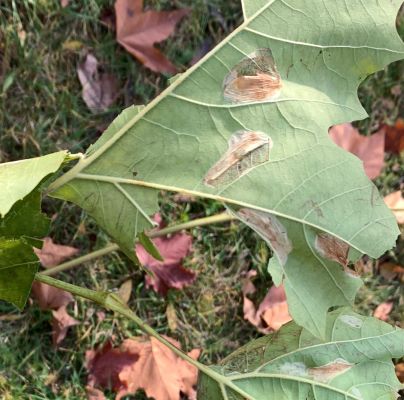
[198,309,404,400]
[49,1,404,336]
[138,232,164,262]
[0,239,39,309]
[0,151,68,217]
[0,190,51,309]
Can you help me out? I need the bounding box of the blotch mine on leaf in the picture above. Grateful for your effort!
[315,233,350,267]
[237,208,292,266]
[280,359,352,383]
[204,130,272,187]
[339,314,363,329]
[308,359,352,383]
[223,48,282,103]
[314,233,360,277]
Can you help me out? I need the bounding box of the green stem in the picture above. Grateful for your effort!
[41,213,235,276]
[34,273,254,399]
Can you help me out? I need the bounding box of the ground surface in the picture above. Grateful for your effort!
[0,1,403,399]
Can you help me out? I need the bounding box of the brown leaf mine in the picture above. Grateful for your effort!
[315,233,350,267]
[204,130,272,187]
[308,359,353,383]
[237,208,292,265]
[223,48,282,103]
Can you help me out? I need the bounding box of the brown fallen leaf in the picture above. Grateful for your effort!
[136,215,195,295]
[382,118,404,154]
[77,53,118,113]
[52,306,79,346]
[329,123,385,180]
[61,0,69,7]
[115,0,190,73]
[384,191,404,224]
[242,270,292,333]
[86,336,200,400]
[34,237,79,268]
[117,279,132,305]
[31,282,73,311]
[373,302,393,321]
[379,262,404,281]
[32,238,80,346]
[396,363,404,383]
[86,386,107,400]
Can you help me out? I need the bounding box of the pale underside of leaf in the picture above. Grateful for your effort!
[197,309,404,400]
[49,0,404,337]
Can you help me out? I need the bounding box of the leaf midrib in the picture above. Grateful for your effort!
[73,172,381,257]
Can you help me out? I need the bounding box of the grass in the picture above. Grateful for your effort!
[0,1,403,399]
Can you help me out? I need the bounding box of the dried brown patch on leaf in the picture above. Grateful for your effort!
[115,0,190,73]
[77,53,118,114]
[314,233,350,268]
[308,359,353,383]
[384,191,404,224]
[34,237,79,268]
[52,306,79,346]
[86,336,200,400]
[204,131,272,187]
[224,48,282,103]
[329,123,385,180]
[373,302,393,321]
[280,359,352,383]
[242,270,292,333]
[237,208,292,266]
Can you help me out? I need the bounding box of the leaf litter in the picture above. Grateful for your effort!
[135,214,195,295]
[31,237,80,346]
[85,336,200,400]
[115,0,190,73]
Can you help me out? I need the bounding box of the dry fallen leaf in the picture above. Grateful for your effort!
[34,237,79,268]
[61,0,69,7]
[384,191,404,224]
[115,0,190,73]
[136,215,195,295]
[396,363,404,383]
[242,270,292,333]
[77,53,118,113]
[379,262,404,281]
[373,302,393,321]
[117,279,132,305]
[31,238,80,346]
[329,123,385,180]
[382,118,404,154]
[31,282,73,311]
[52,306,79,346]
[86,336,200,400]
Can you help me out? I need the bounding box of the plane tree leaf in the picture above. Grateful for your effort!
[0,191,51,309]
[197,309,404,400]
[48,0,404,337]
[0,151,68,217]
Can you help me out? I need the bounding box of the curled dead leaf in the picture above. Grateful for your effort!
[77,53,118,114]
